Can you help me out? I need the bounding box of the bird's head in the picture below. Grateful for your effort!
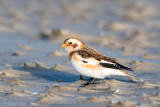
[61,37,83,53]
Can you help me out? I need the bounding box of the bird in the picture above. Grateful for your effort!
[61,37,135,88]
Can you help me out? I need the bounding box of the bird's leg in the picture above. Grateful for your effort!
[78,78,96,90]
[90,78,96,84]
[79,75,85,80]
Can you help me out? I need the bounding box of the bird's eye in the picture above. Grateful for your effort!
[69,42,72,45]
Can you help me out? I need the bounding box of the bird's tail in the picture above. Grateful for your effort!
[122,70,144,82]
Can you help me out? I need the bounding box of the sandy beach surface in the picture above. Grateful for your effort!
[0,0,160,107]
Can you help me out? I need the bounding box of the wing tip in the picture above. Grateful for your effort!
[117,63,134,71]
[127,67,134,71]
[126,68,133,71]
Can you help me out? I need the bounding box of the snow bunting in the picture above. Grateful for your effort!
[61,37,134,88]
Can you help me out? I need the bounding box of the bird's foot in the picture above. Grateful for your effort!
[77,78,96,91]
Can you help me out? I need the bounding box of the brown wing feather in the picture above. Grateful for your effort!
[76,45,133,71]
[79,45,114,62]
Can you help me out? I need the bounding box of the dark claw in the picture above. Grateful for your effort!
[77,83,89,91]
[77,78,96,91]
[80,82,90,88]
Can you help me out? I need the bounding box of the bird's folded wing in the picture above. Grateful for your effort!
[76,49,133,71]
[100,60,133,71]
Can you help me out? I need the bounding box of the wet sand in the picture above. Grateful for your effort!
[0,0,160,107]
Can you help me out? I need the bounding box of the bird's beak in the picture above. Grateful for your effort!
[61,43,66,48]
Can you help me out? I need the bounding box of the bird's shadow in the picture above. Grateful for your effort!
[90,76,140,84]
[12,64,79,83]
